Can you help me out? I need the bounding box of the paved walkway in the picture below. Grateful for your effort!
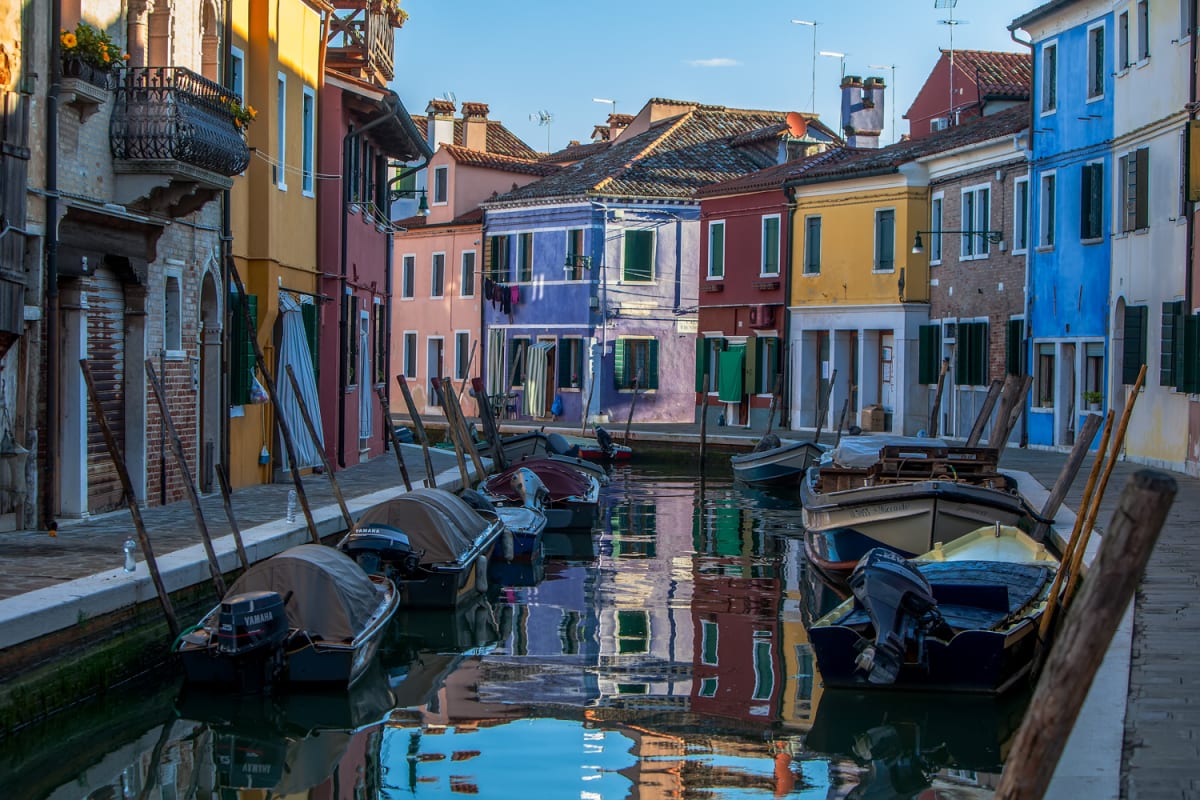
[0,421,1194,799]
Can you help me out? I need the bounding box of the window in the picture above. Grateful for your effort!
[961,185,991,258]
[1041,42,1057,114]
[431,253,445,298]
[874,209,895,271]
[707,221,725,279]
[343,293,359,386]
[230,47,245,98]
[508,337,529,386]
[1181,131,1189,218]
[1119,148,1150,232]
[622,230,654,282]
[803,216,822,274]
[275,72,287,189]
[930,116,950,132]
[610,503,657,559]
[1138,1,1150,61]
[486,235,509,282]
[565,229,585,280]
[455,331,470,380]
[401,255,415,299]
[1122,305,1148,384]
[695,337,725,391]
[1080,162,1104,240]
[1161,300,1186,388]
[761,215,780,276]
[1036,343,1056,407]
[1116,12,1131,73]
[301,88,315,194]
[699,677,718,697]
[701,619,719,665]
[754,336,780,394]
[617,610,649,654]
[1039,172,1056,247]
[954,321,989,386]
[432,165,448,204]
[164,273,182,353]
[1184,0,1196,41]
[1087,24,1105,100]
[1013,178,1030,253]
[460,251,476,297]
[752,637,774,701]
[614,337,659,390]
[229,291,257,405]
[918,324,942,384]
[1084,341,1105,401]
[557,338,584,388]
[372,300,386,384]
[403,331,417,377]
[929,195,943,263]
[1006,318,1026,376]
[517,232,533,282]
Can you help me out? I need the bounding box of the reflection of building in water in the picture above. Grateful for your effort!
[781,536,824,731]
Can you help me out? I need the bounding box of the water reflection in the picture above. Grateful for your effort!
[5,460,1030,799]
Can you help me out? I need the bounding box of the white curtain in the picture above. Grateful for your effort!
[276,292,323,470]
[359,313,372,439]
[524,342,553,417]
[486,328,505,398]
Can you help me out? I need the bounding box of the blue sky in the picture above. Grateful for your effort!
[390,0,1036,154]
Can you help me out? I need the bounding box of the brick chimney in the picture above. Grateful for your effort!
[608,113,633,142]
[841,75,885,148]
[426,99,455,150]
[462,102,490,152]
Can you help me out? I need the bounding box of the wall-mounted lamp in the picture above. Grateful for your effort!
[911,229,1002,254]
[388,187,429,216]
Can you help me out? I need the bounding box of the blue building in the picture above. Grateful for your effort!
[480,99,794,427]
[1012,1,1115,449]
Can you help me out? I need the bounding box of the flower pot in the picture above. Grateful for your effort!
[61,56,106,88]
[1087,402,1101,411]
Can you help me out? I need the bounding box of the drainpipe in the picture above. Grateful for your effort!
[43,0,62,527]
[1188,1,1197,313]
[220,0,234,477]
[1011,26,1034,448]
[782,186,797,428]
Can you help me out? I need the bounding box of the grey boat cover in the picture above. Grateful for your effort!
[826,434,950,468]
[355,488,489,566]
[225,544,381,643]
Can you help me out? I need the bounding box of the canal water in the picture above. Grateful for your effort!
[0,458,1030,799]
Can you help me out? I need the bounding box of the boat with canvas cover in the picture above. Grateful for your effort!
[174,544,398,692]
[461,466,549,560]
[339,488,502,608]
[480,456,601,530]
[808,524,1059,694]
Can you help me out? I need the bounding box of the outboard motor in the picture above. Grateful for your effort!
[594,426,615,459]
[847,549,942,685]
[511,467,551,511]
[343,524,423,580]
[545,432,578,457]
[216,590,288,658]
[460,488,497,514]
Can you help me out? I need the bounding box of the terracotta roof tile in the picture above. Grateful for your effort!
[951,49,1032,100]
[461,102,490,118]
[696,147,855,198]
[441,144,562,177]
[410,117,539,160]
[541,140,613,164]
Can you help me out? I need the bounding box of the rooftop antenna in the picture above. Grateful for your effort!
[529,110,553,152]
[593,97,617,117]
[869,63,897,143]
[791,20,819,114]
[935,0,968,125]
[442,90,457,105]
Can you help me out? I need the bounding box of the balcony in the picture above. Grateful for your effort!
[109,67,250,217]
[326,1,405,86]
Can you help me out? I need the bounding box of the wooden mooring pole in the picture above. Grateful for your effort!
[698,371,710,469]
[994,469,1176,800]
[812,369,836,445]
[80,359,179,637]
[623,371,642,446]
[377,386,413,491]
[928,358,949,437]
[144,360,227,599]
[397,375,437,487]
[432,378,471,488]
[441,377,487,480]
[471,377,508,471]
[284,364,353,531]
[965,379,1004,447]
[1033,411,1105,543]
[213,463,250,572]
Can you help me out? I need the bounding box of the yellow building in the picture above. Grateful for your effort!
[227,0,324,488]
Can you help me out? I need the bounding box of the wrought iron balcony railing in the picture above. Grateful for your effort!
[110,66,250,177]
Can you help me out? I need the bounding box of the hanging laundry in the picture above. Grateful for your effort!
[510,285,520,307]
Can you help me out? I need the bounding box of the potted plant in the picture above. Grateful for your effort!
[1083,390,1102,411]
[60,22,128,86]
[221,95,257,135]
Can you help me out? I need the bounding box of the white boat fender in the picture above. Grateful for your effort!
[501,528,514,561]
[475,555,488,594]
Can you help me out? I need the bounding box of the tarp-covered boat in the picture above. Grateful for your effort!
[340,488,502,608]
[175,544,398,692]
[480,456,601,530]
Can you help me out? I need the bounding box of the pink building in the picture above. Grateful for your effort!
[391,102,553,417]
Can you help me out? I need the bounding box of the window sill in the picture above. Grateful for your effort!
[1085,93,1105,104]
[872,268,896,274]
[277,183,288,192]
[400,295,415,301]
[302,189,315,199]
[1032,405,1054,413]
[1035,245,1055,253]
[618,388,655,394]
[164,349,188,361]
[1081,236,1104,246]
[559,386,582,393]
[1039,108,1057,118]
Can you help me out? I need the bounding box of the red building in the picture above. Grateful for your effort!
[904,49,1031,140]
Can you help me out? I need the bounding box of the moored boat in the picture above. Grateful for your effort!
[730,434,826,486]
[482,427,631,463]
[339,488,502,608]
[174,544,399,692]
[461,467,549,560]
[480,456,601,530]
[808,524,1058,694]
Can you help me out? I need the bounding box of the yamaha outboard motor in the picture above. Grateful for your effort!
[342,524,423,580]
[511,467,551,511]
[216,591,289,690]
[594,426,615,458]
[848,549,941,685]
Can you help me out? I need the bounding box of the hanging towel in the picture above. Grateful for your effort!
[510,285,520,306]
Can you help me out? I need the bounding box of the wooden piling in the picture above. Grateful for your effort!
[833,397,851,448]
[471,376,508,471]
[991,375,1033,454]
[623,370,642,445]
[213,463,250,572]
[812,369,836,445]
[144,360,227,599]
[764,373,783,437]
[1033,411,1104,543]
[227,258,320,544]
[284,364,353,531]
[80,359,179,637]
[994,469,1177,800]
[442,378,487,480]
[965,379,1004,447]
[433,378,471,488]
[928,358,949,437]
[377,386,413,491]
[396,375,438,488]
[698,372,710,468]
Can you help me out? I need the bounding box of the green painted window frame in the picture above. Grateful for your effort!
[622,229,654,283]
[918,324,941,384]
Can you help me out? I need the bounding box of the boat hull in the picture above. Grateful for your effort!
[731,440,825,486]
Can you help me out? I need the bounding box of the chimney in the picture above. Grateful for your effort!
[841,75,885,148]
[462,102,490,152]
[608,113,632,142]
[426,99,455,150]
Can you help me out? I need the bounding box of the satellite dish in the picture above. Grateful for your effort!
[786,111,808,138]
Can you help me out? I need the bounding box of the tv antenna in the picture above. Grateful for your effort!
[936,0,968,126]
[529,110,553,151]
[442,90,457,105]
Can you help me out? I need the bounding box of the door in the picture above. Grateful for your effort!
[86,267,127,514]
[358,309,372,446]
[427,338,444,409]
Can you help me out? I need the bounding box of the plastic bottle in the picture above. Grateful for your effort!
[123,538,137,572]
[286,489,297,523]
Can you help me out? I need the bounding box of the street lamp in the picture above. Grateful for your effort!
[911,229,1002,254]
[868,63,897,144]
[790,19,819,114]
[388,187,429,216]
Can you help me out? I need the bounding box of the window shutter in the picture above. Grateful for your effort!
[974,322,989,385]
[709,223,724,277]
[744,335,758,396]
[766,337,781,394]
[695,337,708,391]
[918,324,941,384]
[1134,147,1150,229]
[647,340,659,390]
[1181,314,1200,394]
[301,301,319,379]
[1124,305,1147,384]
[955,327,970,386]
[1080,164,1103,239]
[762,217,780,274]
[624,230,653,282]
[231,293,258,406]
[1161,301,1183,387]
[1006,318,1025,376]
[614,339,627,389]
[557,341,570,389]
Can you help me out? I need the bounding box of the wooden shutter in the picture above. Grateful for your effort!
[954,322,985,386]
[695,336,708,391]
[805,217,821,274]
[918,324,941,384]
[709,223,724,277]
[1134,147,1150,230]
[614,339,628,388]
[1006,318,1025,376]
[1124,305,1147,385]
[1181,314,1200,394]
[230,292,258,406]
[876,210,894,270]
[623,230,653,282]
[1161,301,1183,387]
[744,336,758,397]
[762,217,779,274]
[647,340,659,390]
[1080,163,1103,239]
[301,300,319,379]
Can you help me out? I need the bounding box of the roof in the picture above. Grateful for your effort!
[726,116,841,148]
[951,49,1032,100]
[410,117,539,160]
[487,104,794,204]
[441,144,561,177]
[1010,0,1080,31]
[696,147,855,198]
[394,206,485,229]
[541,140,613,164]
[784,104,1029,187]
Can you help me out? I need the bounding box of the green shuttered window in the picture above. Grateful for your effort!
[955,321,989,386]
[918,324,941,384]
[1006,318,1025,376]
[623,230,654,283]
[1124,305,1147,385]
[229,291,258,406]
[615,338,658,390]
[1161,300,1184,388]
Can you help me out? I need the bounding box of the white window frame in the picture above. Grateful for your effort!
[929,192,944,265]
[454,330,471,381]
[402,330,418,377]
[301,86,315,196]
[400,254,415,300]
[1013,177,1030,254]
[1137,0,1150,62]
[1087,21,1106,102]
[275,72,287,190]
[426,336,444,403]
[1118,11,1131,71]
[1040,40,1058,116]
[873,207,896,273]
[432,165,448,205]
[960,183,991,260]
[164,267,184,357]
[707,220,725,280]
[430,251,446,299]
[460,250,476,298]
[1039,171,1057,249]
[1182,0,1196,43]
[700,619,719,666]
[760,214,781,277]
